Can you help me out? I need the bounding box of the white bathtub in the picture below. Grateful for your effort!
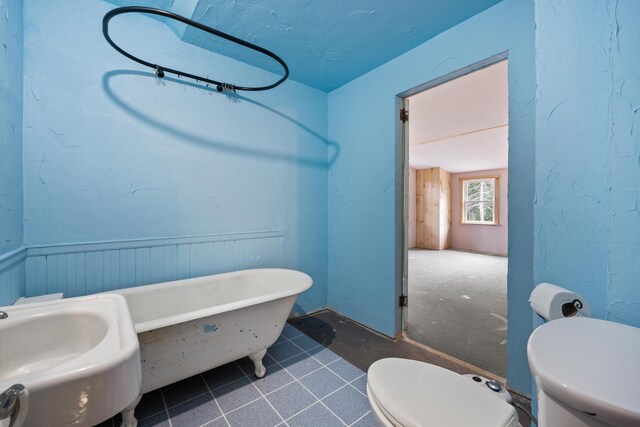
[110,268,312,426]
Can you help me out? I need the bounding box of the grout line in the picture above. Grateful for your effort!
[220,395,265,416]
[150,329,364,427]
[283,401,320,421]
[324,364,361,388]
[159,388,174,427]
[201,374,231,427]
[270,358,349,427]
[348,410,372,426]
[234,360,289,427]
[347,373,368,398]
[157,390,211,413]
[199,415,227,427]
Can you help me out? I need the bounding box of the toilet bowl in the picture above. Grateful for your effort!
[366,358,520,427]
[528,317,640,427]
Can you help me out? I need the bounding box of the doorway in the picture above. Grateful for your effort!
[400,57,509,378]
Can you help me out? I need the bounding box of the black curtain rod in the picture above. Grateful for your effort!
[102,6,289,92]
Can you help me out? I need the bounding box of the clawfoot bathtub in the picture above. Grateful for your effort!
[110,268,312,427]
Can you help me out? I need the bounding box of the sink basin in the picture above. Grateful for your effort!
[0,294,141,426]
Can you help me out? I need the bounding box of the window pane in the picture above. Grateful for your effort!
[483,203,494,222]
[465,182,482,201]
[482,181,495,200]
[465,202,482,221]
[462,178,497,223]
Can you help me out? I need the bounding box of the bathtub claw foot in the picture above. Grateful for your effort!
[120,394,142,427]
[249,349,268,378]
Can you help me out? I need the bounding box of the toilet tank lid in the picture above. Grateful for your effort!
[528,317,640,426]
[367,358,518,427]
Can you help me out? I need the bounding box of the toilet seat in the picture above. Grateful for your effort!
[367,358,519,427]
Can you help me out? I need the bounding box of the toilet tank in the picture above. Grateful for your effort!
[528,317,640,427]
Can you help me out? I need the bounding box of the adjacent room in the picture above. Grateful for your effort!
[1,1,640,427]
[405,60,509,378]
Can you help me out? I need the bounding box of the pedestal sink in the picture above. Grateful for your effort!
[0,294,141,427]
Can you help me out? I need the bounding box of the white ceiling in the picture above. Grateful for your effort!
[408,60,508,173]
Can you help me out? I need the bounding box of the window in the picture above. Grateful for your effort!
[461,176,499,225]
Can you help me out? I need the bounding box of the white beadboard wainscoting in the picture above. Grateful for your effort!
[0,247,27,305]
[0,231,283,305]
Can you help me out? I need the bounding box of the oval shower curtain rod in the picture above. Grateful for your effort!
[102,6,289,92]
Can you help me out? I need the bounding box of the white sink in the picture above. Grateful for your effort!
[0,294,141,427]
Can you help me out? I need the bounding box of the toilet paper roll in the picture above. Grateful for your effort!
[529,282,591,321]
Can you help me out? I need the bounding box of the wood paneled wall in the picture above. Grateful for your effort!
[416,167,451,250]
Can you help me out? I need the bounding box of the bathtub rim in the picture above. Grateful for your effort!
[109,268,312,333]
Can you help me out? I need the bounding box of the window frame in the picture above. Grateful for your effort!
[459,175,500,225]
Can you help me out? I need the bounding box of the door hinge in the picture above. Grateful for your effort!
[400,108,409,123]
[399,295,408,307]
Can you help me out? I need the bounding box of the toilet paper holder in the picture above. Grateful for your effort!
[561,299,583,317]
[530,282,591,321]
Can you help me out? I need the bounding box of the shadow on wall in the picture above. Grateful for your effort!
[101,70,339,168]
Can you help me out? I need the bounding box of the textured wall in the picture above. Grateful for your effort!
[21,0,329,313]
[535,0,640,327]
[451,168,508,256]
[533,0,640,414]
[0,0,23,255]
[607,0,640,326]
[328,0,535,393]
[0,0,25,305]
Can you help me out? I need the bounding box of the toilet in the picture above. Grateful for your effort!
[528,317,640,427]
[366,358,520,427]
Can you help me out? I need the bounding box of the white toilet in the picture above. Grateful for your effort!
[528,317,640,427]
[366,358,521,427]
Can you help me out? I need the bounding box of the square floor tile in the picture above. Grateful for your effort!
[212,377,261,413]
[203,362,247,390]
[289,334,322,352]
[168,393,221,427]
[138,412,170,427]
[350,374,368,396]
[203,417,229,427]
[287,402,343,427]
[265,381,317,420]
[274,334,288,345]
[351,411,376,427]
[136,390,166,420]
[326,358,363,382]
[225,398,282,427]
[279,352,322,379]
[162,375,209,408]
[322,385,371,425]
[298,367,346,399]
[281,324,304,339]
[252,364,296,394]
[306,346,341,365]
[267,341,304,363]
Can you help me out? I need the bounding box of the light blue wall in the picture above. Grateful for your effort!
[327,0,536,394]
[0,0,26,306]
[535,0,640,329]
[534,0,640,413]
[21,0,329,313]
[0,0,24,255]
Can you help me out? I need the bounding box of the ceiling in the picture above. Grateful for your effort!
[105,0,503,92]
[408,60,508,173]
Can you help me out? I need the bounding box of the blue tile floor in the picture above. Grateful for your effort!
[96,324,375,427]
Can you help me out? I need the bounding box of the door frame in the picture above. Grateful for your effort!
[396,51,509,332]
